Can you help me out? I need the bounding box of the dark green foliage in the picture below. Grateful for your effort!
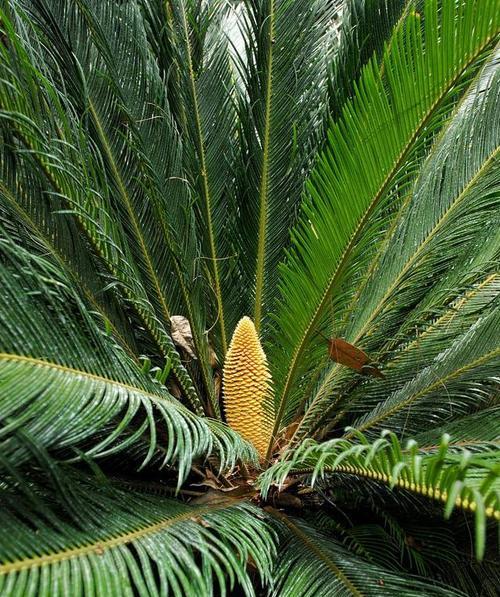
[0,0,498,594]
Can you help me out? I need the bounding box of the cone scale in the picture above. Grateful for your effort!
[223,317,272,459]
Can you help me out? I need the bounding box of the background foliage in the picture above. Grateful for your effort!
[0,0,499,594]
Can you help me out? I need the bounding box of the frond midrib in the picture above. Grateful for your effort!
[266,507,364,597]
[0,502,231,574]
[253,0,275,332]
[270,33,499,455]
[284,464,500,519]
[178,4,227,354]
[350,347,500,436]
[342,146,499,358]
[294,146,499,442]
[0,352,166,404]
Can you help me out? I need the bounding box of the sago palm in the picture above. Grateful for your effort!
[0,0,499,594]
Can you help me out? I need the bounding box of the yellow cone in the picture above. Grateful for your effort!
[223,317,273,459]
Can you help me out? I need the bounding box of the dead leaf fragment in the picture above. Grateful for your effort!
[208,345,219,368]
[328,338,384,378]
[170,315,197,359]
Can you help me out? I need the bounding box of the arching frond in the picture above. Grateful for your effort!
[292,48,500,441]
[0,0,208,410]
[0,463,275,597]
[0,232,256,480]
[267,511,463,596]
[268,0,499,450]
[260,431,499,559]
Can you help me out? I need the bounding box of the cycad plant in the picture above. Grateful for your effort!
[0,0,499,594]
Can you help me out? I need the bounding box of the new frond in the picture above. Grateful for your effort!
[260,430,499,559]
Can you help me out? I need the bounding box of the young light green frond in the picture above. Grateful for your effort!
[260,431,499,560]
[236,0,339,332]
[286,47,500,442]
[267,511,463,596]
[341,58,500,370]
[268,0,499,451]
[0,232,256,481]
[0,464,275,597]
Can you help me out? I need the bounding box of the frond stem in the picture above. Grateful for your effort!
[0,352,170,405]
[254,1,275,332]
[0,502,234,574]
[285,465,500,520]
[264,507,364,597]
[178,2,227,354]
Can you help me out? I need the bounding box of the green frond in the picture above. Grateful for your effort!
[296,271,498,442]
[0,464,275,597]
[236,0,338,331]
[341,59,500,376]
[0,0,498,594]
[0,0,214,410]
[303,505,500,595]
[289,46,500,441]
[414,407,500,448]
[328,0,411,119]
[267,511,463,596]
[0,232,256,480]
[349,294,499,439]
[260,431,499,559]
[268,0,499,449]
[158,0,238,357]
[0,120,137,358]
